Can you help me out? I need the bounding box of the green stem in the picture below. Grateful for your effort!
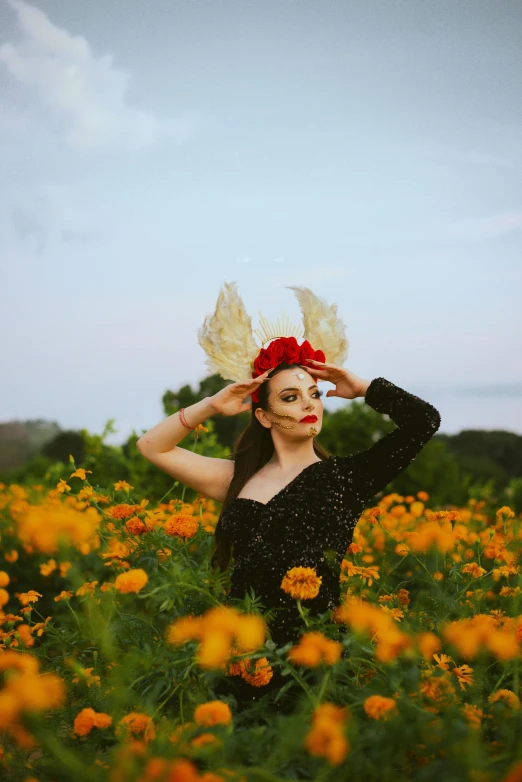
[296,599,310,628]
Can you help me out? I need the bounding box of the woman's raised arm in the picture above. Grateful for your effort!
[335,377,441,505]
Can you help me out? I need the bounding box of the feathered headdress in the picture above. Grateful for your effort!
[197,281,349,401]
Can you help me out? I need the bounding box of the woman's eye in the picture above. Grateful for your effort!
[281,390,323,403]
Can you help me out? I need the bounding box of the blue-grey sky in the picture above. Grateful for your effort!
[1,0,521,446]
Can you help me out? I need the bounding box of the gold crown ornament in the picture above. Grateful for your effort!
[197,281,349,383]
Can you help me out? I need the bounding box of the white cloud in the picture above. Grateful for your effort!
[0,0,200,152]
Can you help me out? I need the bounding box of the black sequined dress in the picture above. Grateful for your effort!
[212,377,441,710]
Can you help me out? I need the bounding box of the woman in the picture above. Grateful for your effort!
[137,284,441,713]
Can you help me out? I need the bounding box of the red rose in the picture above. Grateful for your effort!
[253,348,274,376]
[267,339,286,366]
[299,340,316,363]
[282,336,301,364]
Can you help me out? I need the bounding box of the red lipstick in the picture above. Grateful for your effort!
[299,415,318,423]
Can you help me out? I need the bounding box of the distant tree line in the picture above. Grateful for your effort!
[1,374,521,514]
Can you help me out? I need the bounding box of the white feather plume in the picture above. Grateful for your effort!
[286,285,349,367]
[197,281,260,382]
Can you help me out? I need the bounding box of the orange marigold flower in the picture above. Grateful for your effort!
[304,703,350,766]
[5,550,19,563]
[164,514,199,539]
[40,559,57,576]
[108,504,136,520]
[227,653,273,687]
[461,703,483,730]
[193,700,232,726]
[452,664,474,690]
[281,566,322,600]
[191,732,221,749]
[363,694,398,720]
[288,631,342,667]
[15,591,42,607]
[488,689,521,710]
[54,590,73,602]
[116,712,156,741]
[125,518,148,535]
[462,563,487,578]
[0,588,9,608]
[76,581,98,597]
[74,707,112,736]
[0,571,10,587]
[114,568,149,594]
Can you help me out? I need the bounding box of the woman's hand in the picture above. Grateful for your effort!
[209,370,271,416]
[304,359,369,400]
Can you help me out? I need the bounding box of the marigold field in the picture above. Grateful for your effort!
[1,456,521,782]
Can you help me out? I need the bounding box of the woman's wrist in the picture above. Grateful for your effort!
[359,379,371,398]
[183,396,217,426]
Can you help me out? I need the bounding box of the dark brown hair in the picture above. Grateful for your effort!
[210,361,331,572]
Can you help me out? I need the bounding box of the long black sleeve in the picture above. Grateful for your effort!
[334,377,441,506]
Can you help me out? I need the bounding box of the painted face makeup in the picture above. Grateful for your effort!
[266,370,323,435]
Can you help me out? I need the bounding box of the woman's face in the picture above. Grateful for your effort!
[257,366,324,436]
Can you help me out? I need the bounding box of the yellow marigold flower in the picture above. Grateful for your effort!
[288,631,342,667]
[70,468,93,480]
[15,591,42,607]
[114,568,149,594]
[363,694,398,720]
[281,566,322,600]
[164,514,199,539]
[157,547,172,561]
[116,712,156,741]
[74,707,112,736]
[488,689,521,710]
[114,480,133,492]
[433,653,453,670]
[54,590,73,602]
[0,571,10,587]
[194,700,232,727]
[395,543,410,556]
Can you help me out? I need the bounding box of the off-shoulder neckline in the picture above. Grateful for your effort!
[230,458,328,509]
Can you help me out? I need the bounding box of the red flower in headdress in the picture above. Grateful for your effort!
[250,336,325,404]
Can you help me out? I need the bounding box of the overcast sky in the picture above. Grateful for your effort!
[1,0,521,446]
